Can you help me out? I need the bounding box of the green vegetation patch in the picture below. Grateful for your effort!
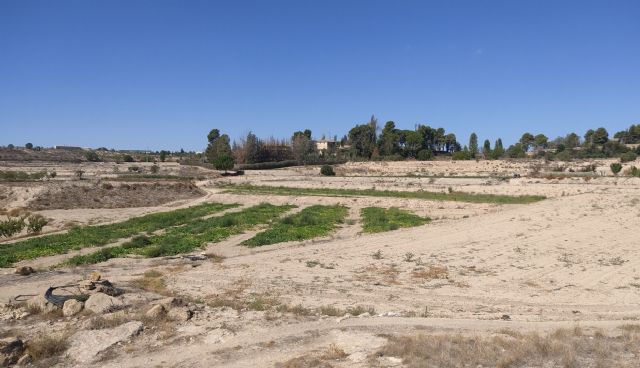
[242,205,348,247]
[65,203,294,266]
[223,184,545,205]
[361,207,430,233]
[0,202,236,267]
[0,170,48,181]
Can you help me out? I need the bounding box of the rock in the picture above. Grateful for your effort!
[16,353,31,366]
[26,295,58,314]
[14,266,34,276]
[155,297,182,308]
[501,314,511,321]
[167,307,192,322]
[67,321,143,363]
[80,280,96,290]
[63,299,84,317]
[94,284,118,296]
[145,304,165,319]
[0,337,25,366]
[89,271,101,281]
[85,293,123,314]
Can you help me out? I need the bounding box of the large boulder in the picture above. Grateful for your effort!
[167,307,192,322]
[84,293,123,314]
[145,304,165,319]
[63,299,84,317]
[0,337,25,366]
[67,321,143,363]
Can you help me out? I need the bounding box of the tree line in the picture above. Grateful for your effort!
[203,118,640,169]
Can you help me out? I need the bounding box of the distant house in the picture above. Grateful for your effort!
[54,145,84,151]
[315,140,337,152]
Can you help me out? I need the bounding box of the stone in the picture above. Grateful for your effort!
[85,293,123,314]
[26,295,58,314]
[89,271,101,281]
[145,304,165,319]
[16,353,31,366]
[14,266,34,276]
[63,299,84,317]
[167,307,192,322]
[67,321,143,363]
[0,337,25,366]
[155,297,181,309]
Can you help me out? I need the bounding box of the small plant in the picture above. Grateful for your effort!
[48,171,57,178]
[74,170,85,180]
[372,250,383,260]
[0,216,26,237]
[150,165,160,174]
[610,163,622,175]
[320,164,336,176]
[128,166,140,172]
[85,151,101,162]
[27,214,48,234]
[404,252,415,262]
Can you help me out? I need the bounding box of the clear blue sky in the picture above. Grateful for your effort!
[1,0,639,151]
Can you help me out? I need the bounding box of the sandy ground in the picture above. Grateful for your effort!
[1,159,639,367]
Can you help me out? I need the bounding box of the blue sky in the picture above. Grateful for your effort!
[1,0,639,151]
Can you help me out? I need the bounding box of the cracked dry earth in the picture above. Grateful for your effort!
[1,160,640,367]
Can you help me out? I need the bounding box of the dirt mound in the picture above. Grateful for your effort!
[27,181,204,210]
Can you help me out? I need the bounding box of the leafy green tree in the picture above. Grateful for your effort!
[519,133,534,151]
[533,134,548,149]
[506,143,526,158]
[348,123,377,158]
[85,151,101,162]
[205,129,233,163]
[469,133,478,158]
[25,143,33,150]
[244,132,261,164]
[214,155,234,172]
[593,127,609,145]
[584,129,595,145]
[565,133,580,148]
[159,150,167,162]
[292,130,314,164]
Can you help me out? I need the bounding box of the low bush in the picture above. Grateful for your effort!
[27,214,48,234]
[416,149,433,161]
[0,216,26,237]
[0,170,47,182]
[620,151,637,163]
[320,165,335,176]
[236,160,298,170]
[610,162,622,175]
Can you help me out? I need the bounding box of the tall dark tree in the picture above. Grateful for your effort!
[292,130,314,164]
[533,134,548,149]
[348,123,377,158]
[469,133,478,158]
[379,121,400,156]
[491,138,504,159]
[592,127,609,145]
[205,129,232,164]
[483,139,492,158]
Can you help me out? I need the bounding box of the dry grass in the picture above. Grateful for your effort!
[130,269,167,294]
[276,343,348,368]
[371,327,640,368]
[355,263,400,285]
[412,265,449,280]
[26,333,70,366]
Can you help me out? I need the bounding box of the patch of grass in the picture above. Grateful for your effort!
[361,207,430,233]
[0,202,236,267]
[26,334,69,363]
[64,203,295,265]
[242,205,348,247]
[373,328,640,368]
[222,184,546,204]
[0,170,48,182]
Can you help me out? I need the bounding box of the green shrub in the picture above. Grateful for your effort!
[610,163,622,175]
[123,154,135,162]
[452,150,472,161]
[620,152,637,163]
[27,215,48,234]
[0,217,26,237]
[150,165,160,174]
[85,151,101,162]
[0,171,47,182]
[361,207,430,233]
[626,166,640,177]
[320,165,335,176]
[416,150,433,161]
